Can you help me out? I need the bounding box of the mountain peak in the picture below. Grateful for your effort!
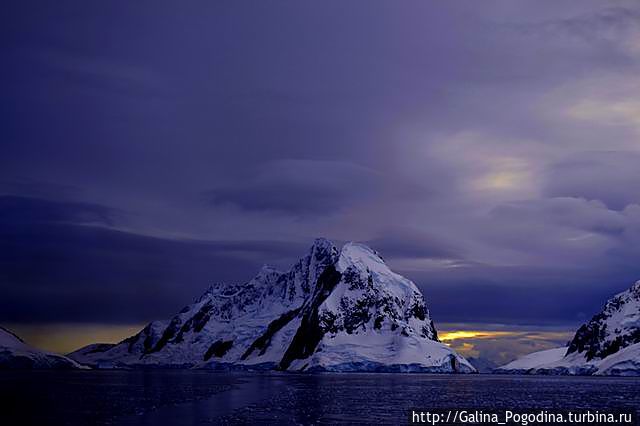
[309,237,339,260]
[68,238,473,373]
[309,239,386,270]
[312,237,333,247]
[338,242,386,270]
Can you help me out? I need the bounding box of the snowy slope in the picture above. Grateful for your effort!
[494,348,568,374]
[495,281,640,376]
[0,326,84,369]
[595,342,640,376]
[69,239,474,373]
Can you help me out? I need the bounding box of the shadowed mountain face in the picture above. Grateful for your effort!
[69,239,474,373]
[567,281,640,361]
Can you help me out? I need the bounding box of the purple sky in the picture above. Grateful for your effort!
[3,1,640,355]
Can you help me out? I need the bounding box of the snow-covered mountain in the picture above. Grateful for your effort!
[68,239,475,373]
[0,326,84,369]
[495,281,640,376]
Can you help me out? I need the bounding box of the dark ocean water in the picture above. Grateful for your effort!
[1,371,639,425]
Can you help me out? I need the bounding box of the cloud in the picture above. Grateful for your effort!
[489,197,625,239]
[0,195,117,226]
[544,151,640,210]
[554,75,640,140]
[390,196,640,326]
[30,49,170,99]
[568,99,640,129]
[556,7,640,56]
[0,196,306,323]
[0,179,82,200]
[409,270,630,327]
[204,159,381,215]
[485,196,640,263]
[365,227,461,260]
[521,7,640,59]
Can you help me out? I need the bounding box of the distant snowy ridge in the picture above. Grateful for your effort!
[495,281,640,376]
[0,326,84,369]
[69,239,475,373]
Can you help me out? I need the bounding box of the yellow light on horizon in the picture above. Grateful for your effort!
[439,330,518,344]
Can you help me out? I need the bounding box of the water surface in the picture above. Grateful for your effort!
[1,371,638,425]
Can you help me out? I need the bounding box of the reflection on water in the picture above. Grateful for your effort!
[1,371,639,425]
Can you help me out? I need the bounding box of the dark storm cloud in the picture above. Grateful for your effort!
[3,0,640,336]
[204,159,381,215]
[0,195,117,226]
[0,196,305,323]
[365,228,460,260]
[0,180,82,201]
[407,266,640,327]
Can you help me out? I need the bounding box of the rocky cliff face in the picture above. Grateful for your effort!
[566,281,640,361]
[69,239,474,373]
